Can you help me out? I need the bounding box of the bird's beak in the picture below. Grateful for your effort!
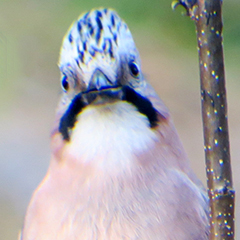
[82,69,122,104]
[87,69,114,92]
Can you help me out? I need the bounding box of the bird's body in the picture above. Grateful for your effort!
[20,8,209,240]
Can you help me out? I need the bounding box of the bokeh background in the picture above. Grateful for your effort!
[0,0,239,239]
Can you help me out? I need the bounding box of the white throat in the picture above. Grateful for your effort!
[66,101,158,171]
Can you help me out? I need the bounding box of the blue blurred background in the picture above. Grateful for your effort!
[0,0,239,239]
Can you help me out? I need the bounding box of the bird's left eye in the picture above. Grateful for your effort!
[129,61,140,78]
[61,75,69,91]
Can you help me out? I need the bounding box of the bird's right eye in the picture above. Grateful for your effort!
[61,75,69,91]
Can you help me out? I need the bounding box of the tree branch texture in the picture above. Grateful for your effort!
[172,0,235,239]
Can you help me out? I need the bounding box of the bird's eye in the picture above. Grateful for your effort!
[61,75,69,91]
[129,61,140,78]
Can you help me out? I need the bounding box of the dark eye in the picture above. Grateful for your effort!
[129,61,140,78]
[61,75,69,91]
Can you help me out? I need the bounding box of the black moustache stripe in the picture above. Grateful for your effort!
[59,87,159,141]
[122,86,159,128]
[59,94,86,141]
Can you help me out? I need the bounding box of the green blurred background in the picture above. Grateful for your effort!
[0,0,239,239]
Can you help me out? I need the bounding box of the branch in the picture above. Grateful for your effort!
[172,0,235,239]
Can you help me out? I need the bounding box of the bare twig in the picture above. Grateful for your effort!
[172,0,235,239]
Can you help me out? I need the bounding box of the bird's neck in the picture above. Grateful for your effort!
[62,101,158,174]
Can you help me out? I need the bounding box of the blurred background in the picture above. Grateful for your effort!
[0,0,239,239]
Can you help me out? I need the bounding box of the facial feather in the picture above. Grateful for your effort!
[65,101,158,170]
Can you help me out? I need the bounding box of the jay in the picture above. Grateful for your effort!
[20,8,209,240]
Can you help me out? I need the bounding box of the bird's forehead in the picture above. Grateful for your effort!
[59,8,137,78]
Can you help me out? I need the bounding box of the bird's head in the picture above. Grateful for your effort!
[59,8,141,95]
[55,8,169,142]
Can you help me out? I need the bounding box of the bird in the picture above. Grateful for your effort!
[20,8,209,240]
